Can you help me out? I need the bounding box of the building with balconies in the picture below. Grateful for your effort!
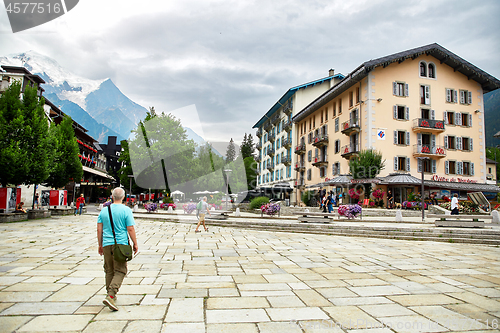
[292,43,500,205]
[252,70,344,202]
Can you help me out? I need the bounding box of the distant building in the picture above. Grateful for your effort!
[292,43,500,205]
[252,70,345,203]
[99,136,122,186]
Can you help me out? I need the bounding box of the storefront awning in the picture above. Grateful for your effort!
[378,173,421,185]
[82,166,115,181]
[323,174,353,186]
[424,180,500,193]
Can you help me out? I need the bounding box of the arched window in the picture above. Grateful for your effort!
[419,62,427,77]
[428,63,435,78]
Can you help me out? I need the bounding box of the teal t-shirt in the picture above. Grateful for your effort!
[98,204,135,247]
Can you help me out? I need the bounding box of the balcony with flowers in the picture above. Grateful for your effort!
[412,118,445,133]
[312,133,328,147]
[341,119,360,135]
[312,155,328,167]
[413,145,446,158]
[294,161,305,171]
[341,143,359,159]
[294,144,306,155]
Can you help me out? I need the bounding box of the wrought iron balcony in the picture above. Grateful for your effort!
[312,134,328,147]
[283,101,293,115]
[294,144,306,155]
[256,128,263,137]
[281,137,292,148]
[294,178,305,188]
[412,118,445,133]
[271,113,281,124]
[263,122,272,132]
[267,163,275,171]
[294,162,305,171]
[341,144,359,159]
[282,155,292,165]
[268,132,276,142]
[413,145,446,158]
[283,119,292,131]
[341,119,360,135]
[255,155,262,162]
[312,155,328,167]
[267,148,275,156]
[256,141,262,150]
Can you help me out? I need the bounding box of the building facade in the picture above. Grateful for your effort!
[252,70,344,203]
[292,44,500,205]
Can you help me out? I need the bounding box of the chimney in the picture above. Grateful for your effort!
[329,69,335,77]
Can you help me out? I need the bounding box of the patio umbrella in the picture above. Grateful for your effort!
[171,190,184,195]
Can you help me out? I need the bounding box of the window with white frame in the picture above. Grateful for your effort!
[445,160,457,175]
[444,111,455,125]
[444,135,456,150]
[459,90,472,105]
[446,88,458,103]
[393,81,409,97]
[420,85,430,105]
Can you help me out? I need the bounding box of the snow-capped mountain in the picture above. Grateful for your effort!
[0,51,147,141]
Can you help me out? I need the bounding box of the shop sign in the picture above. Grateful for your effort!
[432,175,477,183]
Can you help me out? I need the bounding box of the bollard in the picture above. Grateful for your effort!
[133,205,138,213]
[492,210,500,223]
[168,206,173,213]
[235,208,241,217]
[395,210,403,222]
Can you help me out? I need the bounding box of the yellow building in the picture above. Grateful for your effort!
[292,43,500,205]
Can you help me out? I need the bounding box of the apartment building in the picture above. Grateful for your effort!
[252,70,344,203]
[292,43,500,204]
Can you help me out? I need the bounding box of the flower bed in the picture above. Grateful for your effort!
[260,203,280,216]
[402,201,427,210]
[144,202,158,213]
[439,201,479,214]
[338,204,362,219]
[183,203,197,214]
[160,203,176,210]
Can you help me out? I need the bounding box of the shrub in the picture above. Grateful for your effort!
[301,190,316,206]
[163,196,174,204]
[250,196,270,210]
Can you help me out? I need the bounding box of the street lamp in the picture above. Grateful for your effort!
[224,169,232,211]
[128,175,134,205]
[418,157,429,222]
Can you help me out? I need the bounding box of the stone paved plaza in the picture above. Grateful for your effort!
[1,215,500,333]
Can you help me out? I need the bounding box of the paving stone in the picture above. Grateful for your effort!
[3,283,64,292]
[345,279,390,287]
[258,321,303,332]
[207,297,269,309]
[209,288,240,297]
[0,302,14,313]
[116,284,161,294]
[378,315,447,333]
[410,305,489,330]
[316,287,358,298]
[95,305,166,320]
[388,294,464,306]
[0,316,32,332]
[240,290,295,297]
[45,285,101,302]
[0,301,83,316]
[123,320,163,333]
[85,294,143,306]
[299,320,346,332]
[293,289,332,306]
[206,323,258,333]
[57,277,93,285]
[238,283,290,291]
[445,303,500,325]
[83,320,128,333]
[329,297,394,306]
[266,307,329,321]
[348,285,409,297]
[360,304,416,317]
[347,328,394,333]
[206,309,271,323]
[323,306,381,329]
[74,305,103,315]
[164,298,204,322]
[140,294,171,305]
[0,291,52,302]
[18,314,94,332]
[158,287,207,298]
[162,323,205,333]
[267,295,306,307]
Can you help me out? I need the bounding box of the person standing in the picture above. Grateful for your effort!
[74,194,85,215]
[35,192,40,209]
[451,193,459,215]
[97,187,138,311]
[327,192,334,213]
[387,190,393,209]
[195,196,211,232]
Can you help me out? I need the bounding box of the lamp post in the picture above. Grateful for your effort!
[418,157,428,222]
[128,175,134,205]
[224,169,232,211]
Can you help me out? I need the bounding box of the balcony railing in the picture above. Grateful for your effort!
[256,141,262,149]
[267,163,275,171]
[341,119,360,135]
[267,148,275,156]
[312,134,328,147]
[255,155,262,162]
[271,113,281,124]
[413,145,446,158]
[341,143,359,158]
[294,162,305,171]
[283,101,293,115]
[268,132,276,142]
[283,119,292,131]
[312,155,328,167]
[412,118,445,133]
[256,128,263,137]
[263,122,272,131]
[294,178,305,187]
[281,137,292,148]
[294,144,306,154]
[282,155,292,165]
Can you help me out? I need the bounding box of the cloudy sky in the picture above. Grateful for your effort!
[0,0,499,143]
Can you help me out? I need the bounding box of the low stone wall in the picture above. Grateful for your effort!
[50,207,86,215]
[0,212,28,223]
[27,209,52,219]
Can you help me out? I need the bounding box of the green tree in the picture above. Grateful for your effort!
[45,116,83,189]
[349,149,385,198]
[243,156,258,190]
[240,133,255,159]
[225,138,236,163]
[0,82,53,187]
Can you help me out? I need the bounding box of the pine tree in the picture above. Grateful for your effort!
[225,138,236,163]
[45,116,83,189]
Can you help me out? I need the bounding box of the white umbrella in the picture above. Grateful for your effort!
[171,190,184,195]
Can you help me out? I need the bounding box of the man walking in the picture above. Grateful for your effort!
[450,193,459,215]
[74,194,85,215]
[195,196,211,232]
[97,188,138,311]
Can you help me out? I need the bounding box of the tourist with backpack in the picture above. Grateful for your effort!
[195,196,211,232]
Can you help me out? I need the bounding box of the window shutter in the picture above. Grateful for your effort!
[431,135,436,152]
[456,136,461,150]
[457,161,463,175]
[405,84,409,97]
[444,135,448,149]
[405,107,410,120]
[417,133,422,146]
[406,157,410,172]
[468,114,472,127]
[417,159,422,173]
[308,150,312,162]
[393,82,397,95]
[394,157,398,171]
[335,118,339,132]
[393,105,397,119]
[431,109,435,120]
[432,160,437,174]
[424,86,430,104]
[315,148,318,158]
[394,131,398,144]
[406,131,410,146]
[453,90,458,103]
[445,161,449,174]
[460,91,465,104]
[446,89,451,102]
[471,162,474,176]
[470,138,473,151]
[468,91,472,104]
[455,113,461,126]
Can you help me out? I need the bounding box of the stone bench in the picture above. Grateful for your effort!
[27,209,52,219]
[0,212,28,223]
[206,210,232,220]
[50,207,87,216]
[428,214,492,228]
[295,211,339,223]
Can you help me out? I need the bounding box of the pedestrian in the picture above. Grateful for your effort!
[74,194,85,215]
[327,192,334,213]
[35,192,40,209]
[97,187,138,311]
[430,192,438,205]
[322,195,327,213]
[451,193,459,215]
[387,190,393,209]
[195,196,211,232]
